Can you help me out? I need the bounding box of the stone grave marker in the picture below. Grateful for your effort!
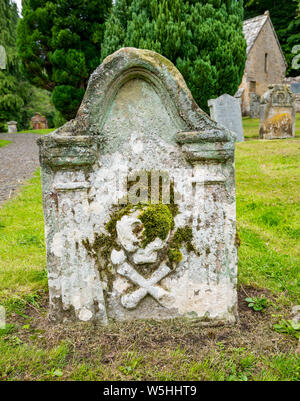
[259,84,295,139]
[0,45,6,70]
[208,94,244,142]
[38,48,238,325]
[291,82,300,95]
[249,93,261,119]
[7,121,17,133]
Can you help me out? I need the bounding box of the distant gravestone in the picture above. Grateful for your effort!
[283,77,300,113]
[38,48,238,325]
[0,45,6,70]
[208,94,244,142]
[7,121,17,133]
[249,93,261,119]
[291,83,300,94]
[259,84,295,140]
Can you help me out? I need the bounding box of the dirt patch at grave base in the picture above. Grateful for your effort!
[4,286,298,380]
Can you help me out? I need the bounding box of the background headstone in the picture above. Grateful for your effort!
[290,83,300,94]
[208,94,244,142]
[38,48,238,325]
[0,45,6,70]
[249,93,261,119]
[283,76,300,113]
[7,121,17,133]
[259,84,295,139]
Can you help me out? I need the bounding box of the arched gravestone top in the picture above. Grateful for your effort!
[46,48,234,140]
[38,48,238,325]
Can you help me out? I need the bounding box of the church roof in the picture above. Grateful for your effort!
[243,11,287,67]
[243,13,268,54]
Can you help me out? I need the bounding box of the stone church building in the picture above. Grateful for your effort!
[238,11,287,116]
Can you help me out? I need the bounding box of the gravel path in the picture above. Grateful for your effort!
[0,133,41,207]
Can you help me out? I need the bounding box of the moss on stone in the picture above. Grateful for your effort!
[139,204,174,248]
[167,226,198,267]
[82,233,118,293]
[167,248,183,264]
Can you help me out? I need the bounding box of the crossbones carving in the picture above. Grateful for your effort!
[110,209,174,310]
[117,262,171,309]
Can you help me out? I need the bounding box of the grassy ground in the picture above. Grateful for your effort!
[0,140,11,148]
[17,129,54,135]
[0,118,299,381]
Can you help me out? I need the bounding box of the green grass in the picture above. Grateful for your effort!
[17,129,54,135]
[243,117,260,139]
[0,338,298,381]
[0,139,11,148]
[0,125,299,380]
[0,171,47,300]
[236,139,300,304]
[243,113,300,139]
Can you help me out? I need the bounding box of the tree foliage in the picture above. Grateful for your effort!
[0,0,24,131]
[245,0,300,76]
[17,0,112,120]
[101,0,247,113]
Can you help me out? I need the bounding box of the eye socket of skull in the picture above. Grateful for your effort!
[132,221,143,237]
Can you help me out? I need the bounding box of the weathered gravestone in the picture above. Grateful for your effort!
[249,93,261,119]
[7,121,17,133]
[38,48,238,325]
[260,84,295,140]
[208,94,244,142]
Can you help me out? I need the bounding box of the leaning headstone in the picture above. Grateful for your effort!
[7,121,17,133]
[38,48,238,325]
[208,94,244,142]
[259,84,295,140]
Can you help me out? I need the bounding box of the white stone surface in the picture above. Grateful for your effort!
[208,94,244,142]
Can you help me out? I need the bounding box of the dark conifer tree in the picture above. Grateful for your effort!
[102,0,247,112]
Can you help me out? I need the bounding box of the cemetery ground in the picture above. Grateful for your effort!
[0,140,11,148]
[0,118,299,381]
[16,129,54,136]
